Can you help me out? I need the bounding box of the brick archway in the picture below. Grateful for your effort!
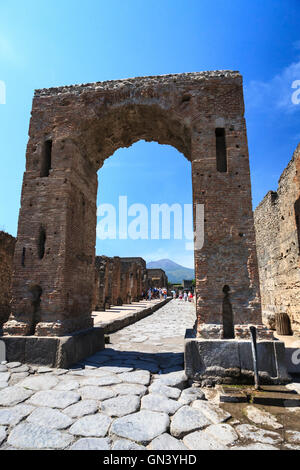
[4,71,263,338]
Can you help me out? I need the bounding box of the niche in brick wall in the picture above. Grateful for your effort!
[38,226,46,259]
[222,285,234,338]
[294,197,300,251]
[40,139,52,177]
[215,128,227,173]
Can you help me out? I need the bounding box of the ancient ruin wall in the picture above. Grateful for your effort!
[254,144,300,334]
[146,268,168,288]
[0,232,16,327]
[93,256,148,310]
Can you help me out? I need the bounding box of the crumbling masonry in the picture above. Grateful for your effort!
[0,232,16,328]
[93,256,148,311]
[146,269,168,289]
[2,71,269,340]
[254,143,300,335]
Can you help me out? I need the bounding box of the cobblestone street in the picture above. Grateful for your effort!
[0,300,300,450]
[108,298,196,354]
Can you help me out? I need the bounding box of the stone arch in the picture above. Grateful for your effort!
[4,71,263,337]
[77,103,192,169]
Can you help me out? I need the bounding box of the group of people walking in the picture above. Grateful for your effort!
[172,290,194,302]
[142,287,168,301]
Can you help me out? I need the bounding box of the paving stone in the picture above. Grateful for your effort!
[81,375,122,386]
[0,382,8,389]
[284,443,300,450]
[112,439,146,450]
[18,375,59,391]
[118,370,151,385]
[78,386,116,401]
[0,404,35,426]
[6,362,21,369]
[154,370,187,389]
[112,383,147,397]
[0,372,10,382]
[54,380,80,391]
[148,433,188,450]
[37,367,54,374]
[100,394,140,417]
[235,424,283,445]
[183,430,227,450]
[10,372,30,384]
[157,355,184,368]
[132,336,149,343]
[179,387,205,405]
[170,405,211,438]
[63,400,99,418]
[69,369,117,378]
[69,413,112,437]
[26,407,74,429]
[286,383,300,394]
[0,426,7,446]
[244,405,283,429]
[148,382,181,399]
[286,430,300,444]
[128,361,159,373]
[0,365,7,372]
[204,423,239,446]
[0,386,34,406]
[141,393,182,415]
[233,443,279,450]
[192,400,231,424]
[7,423,73,449]
[53,369,69,376]
[98,366,134,374]
[110,410,169,444]
[69,438,111,450]
[10,365,29,374]
[27,390,80,409]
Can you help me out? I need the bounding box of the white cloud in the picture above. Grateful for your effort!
[245,58,300,113]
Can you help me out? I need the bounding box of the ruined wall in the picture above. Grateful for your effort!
[0,232,16,327]
[254,144,300,335]
[93,256,148,310]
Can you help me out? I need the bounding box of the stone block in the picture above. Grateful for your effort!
[185,333,290,385]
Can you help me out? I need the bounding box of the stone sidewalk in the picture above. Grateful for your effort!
[0,300,299,450]
[92,297,171,334]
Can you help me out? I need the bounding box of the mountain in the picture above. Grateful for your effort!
[146,259,195,284]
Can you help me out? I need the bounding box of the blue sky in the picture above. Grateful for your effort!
[0,0,299,268]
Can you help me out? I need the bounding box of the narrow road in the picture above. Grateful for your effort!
[109,298,196,354]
